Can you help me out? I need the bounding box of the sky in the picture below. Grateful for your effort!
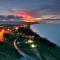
[0,0,60,46]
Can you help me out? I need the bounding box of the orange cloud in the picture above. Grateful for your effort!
[15,10,38,22]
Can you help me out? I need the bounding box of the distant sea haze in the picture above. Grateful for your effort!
[30,24,60,46]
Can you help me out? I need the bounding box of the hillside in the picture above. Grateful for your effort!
[0,26,60,60]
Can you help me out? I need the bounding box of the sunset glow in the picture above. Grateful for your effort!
[16,10,37,22]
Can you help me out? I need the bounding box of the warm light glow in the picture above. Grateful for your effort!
[31,44,37,48]
[27,39,33,43]
[14,25,28,28]
[0,28,12,42]
[1,29,5,33]
[0,29,5,42]
[15,27,19,30]
[5,29,12,34]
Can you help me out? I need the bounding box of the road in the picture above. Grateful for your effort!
[13,39,37,60]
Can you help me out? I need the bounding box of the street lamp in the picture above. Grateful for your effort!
[31,44,37,48]
[27,39,33,43]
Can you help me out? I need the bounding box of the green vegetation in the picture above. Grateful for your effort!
[0,26,60,60]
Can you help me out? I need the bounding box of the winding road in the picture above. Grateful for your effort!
[13,39,37,60]
[13,39,27,57]
[13,36,60,60]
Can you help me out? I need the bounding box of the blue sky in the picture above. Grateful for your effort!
[0,0,60,46]
[0,0,60,15]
